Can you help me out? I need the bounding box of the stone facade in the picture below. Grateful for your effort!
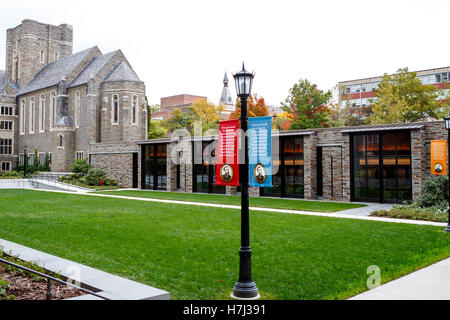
[147,121,448,203]
[0,19,147,176]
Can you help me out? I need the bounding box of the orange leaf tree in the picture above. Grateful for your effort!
[228,94,269,120]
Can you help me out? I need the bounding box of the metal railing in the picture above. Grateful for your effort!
[0,256,109,300]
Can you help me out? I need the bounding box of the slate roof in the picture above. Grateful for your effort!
[0,70,18,95]
[18,46,98,95]
[103,61,140,83]
[340,123,425,133]
[69,50,119,88]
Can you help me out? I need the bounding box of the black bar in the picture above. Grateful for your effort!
[0,257,110,300]
[232,95,258,299]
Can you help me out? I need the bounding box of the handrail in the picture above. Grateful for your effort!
[0,257,110,300]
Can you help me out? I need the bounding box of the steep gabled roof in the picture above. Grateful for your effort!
[103,61,140,83]
[69,50,119,88]
[18,46,100,95]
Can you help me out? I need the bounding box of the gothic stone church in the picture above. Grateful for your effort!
[0,19,147,184]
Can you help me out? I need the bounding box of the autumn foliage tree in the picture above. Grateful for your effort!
[228,94,269,120]
[281,79,332,129]
[367,68,449,125]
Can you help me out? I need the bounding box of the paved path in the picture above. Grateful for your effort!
[350,257,450,300]
[35,189,447,227]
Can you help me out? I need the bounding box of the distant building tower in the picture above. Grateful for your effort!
[219,71,235,117]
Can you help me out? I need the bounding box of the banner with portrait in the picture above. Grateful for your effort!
[248,116,272,187]
[215,119,240,186]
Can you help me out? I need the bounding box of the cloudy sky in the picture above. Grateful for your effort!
[1,0,449,106]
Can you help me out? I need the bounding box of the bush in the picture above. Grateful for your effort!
[83,169,107,186]
[69,159,91,174]
[416,175,448,209]
[372,203,448,223]
[58,173,83,184]
[0,171,23,179]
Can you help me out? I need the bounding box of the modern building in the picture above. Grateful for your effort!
[0,19,147,173]
[121,120,446,204]
[339,66,450,109]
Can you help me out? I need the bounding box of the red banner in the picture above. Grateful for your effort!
[215,119,240,186]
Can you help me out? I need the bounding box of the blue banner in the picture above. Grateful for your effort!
[248,116,272,188]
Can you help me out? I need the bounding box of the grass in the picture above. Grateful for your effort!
[95,190,366,213]
[0,189,449,300]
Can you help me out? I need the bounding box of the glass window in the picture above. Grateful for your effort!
[436,73,442,83]
[352,131,411,203]
[112,95,119,124]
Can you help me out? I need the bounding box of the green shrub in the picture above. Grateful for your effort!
[58,173,83,184]
[83,169,107,186]
[371,203,448,222]
[69,159,91,174]
[102,177,118,187]
[0,171,23,179]
[416,175,448,209]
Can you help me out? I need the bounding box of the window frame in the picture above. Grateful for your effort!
[1,161,11,172]
[29,97,35,134]
[112,94,119,125]
[20,99,25,135]
[39,94,45,133]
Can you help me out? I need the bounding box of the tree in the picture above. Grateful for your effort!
[273,112,294,131]
[69,159,91,174]
[281,79,332,129]
[367,68,449,124]
[229,94,269,120]
[329,84,370,127]
[162,107,193,134]
[188,99,224,133]
[148,120,168,139]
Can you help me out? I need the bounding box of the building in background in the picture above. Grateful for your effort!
[339,66,450,109]
[151,94,207,121]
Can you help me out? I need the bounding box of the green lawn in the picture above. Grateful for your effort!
[95,190,365,213]
[0,189,449,300]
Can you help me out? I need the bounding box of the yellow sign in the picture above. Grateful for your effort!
[431,140,447,175]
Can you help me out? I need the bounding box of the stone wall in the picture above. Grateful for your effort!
[6,19,73,86]
[89,141,140,188]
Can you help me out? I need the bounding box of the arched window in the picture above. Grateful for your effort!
[39,95,45,132]
[50,91,56,127]
[54,52,58,61]
[132,95,138,124]
[20,99,25,135]
[29,97,35,134]
[112,95,119,124]
[75,91,81,128]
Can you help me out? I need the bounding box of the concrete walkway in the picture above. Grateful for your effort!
[350,257,450,300]
[35,189,447,227]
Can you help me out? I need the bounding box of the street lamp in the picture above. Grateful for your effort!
[231,63,259,299]
[23,145,27,178]
[445,117,450,233]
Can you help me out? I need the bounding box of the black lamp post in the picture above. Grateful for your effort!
[445,117,450,233]
[23,145,27,179]
[231,63,259,299]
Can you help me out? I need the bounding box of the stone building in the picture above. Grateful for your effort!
[138,120,448,204]
[0,19,147,175]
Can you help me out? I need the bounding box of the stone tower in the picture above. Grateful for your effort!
[219,71,235,117]
[5,19,73,87]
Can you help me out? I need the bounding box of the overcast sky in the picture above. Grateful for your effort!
[1,0,449,106]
